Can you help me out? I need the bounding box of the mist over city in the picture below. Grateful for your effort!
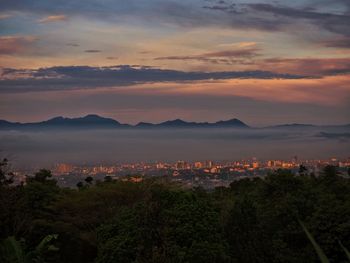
[1,125,349,168]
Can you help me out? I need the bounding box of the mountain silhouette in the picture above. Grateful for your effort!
[136,118,249,128]
[0,115,349,130]
[0,115,128,130]
[0,115,249,130]
[39,114,122,126]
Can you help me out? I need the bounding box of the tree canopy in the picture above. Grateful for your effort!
[0,164,349,262]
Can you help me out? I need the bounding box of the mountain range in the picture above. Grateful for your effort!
[0,114,249,130]
[0,114,349,130]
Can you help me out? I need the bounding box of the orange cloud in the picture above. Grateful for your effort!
[217,42,258,49]
[38,15,67,23]
[259,58,350,76]
[123,75,350,107]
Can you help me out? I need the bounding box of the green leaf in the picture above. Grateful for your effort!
[298,220,330,263]
[338,241,350,262]
[35,234,58,253]
[0,236,26,263]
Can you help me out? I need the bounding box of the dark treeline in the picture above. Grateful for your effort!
[1,160,350,263]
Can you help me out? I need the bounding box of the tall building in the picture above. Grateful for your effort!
[205,160,213,169]
[175,160,186,170]
[194,162,203,169]
[268,160,274,167]
[292,155,299,164]
[56,163,73,174]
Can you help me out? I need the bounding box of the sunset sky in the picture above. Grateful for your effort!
[0,0,349,125]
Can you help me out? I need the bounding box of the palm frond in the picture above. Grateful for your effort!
[298,220,330,263]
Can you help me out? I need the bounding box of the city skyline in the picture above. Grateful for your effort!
[11,157,350,188]
[0,0,350,125]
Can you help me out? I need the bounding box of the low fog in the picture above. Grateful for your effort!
[0,127,349,169]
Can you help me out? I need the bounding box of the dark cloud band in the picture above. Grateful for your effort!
[0,65,309,93]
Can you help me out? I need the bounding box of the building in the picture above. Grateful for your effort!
[175,160,186,170]
[194,162,203,169]
[205,160,213,168]
[252,161,259,169]
[56,163,73,174]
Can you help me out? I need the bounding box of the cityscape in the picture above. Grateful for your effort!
[11,157,350,188]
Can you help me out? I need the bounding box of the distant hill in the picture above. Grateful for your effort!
[37,114,123,127]
[264,123,350,129]
[136,118,249,128]
[0,114,129,130]
[266,123,316,129]
[0,115,249,130]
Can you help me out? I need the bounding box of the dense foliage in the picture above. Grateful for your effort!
[0,160,349,262]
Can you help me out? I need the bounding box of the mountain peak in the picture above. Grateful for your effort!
[44,116,67,123]
[169,119,187,123]
[159,119,189,126]
[136,122,154,127]
[215,118,249,127]
[39,114,122,127]
[83,114,103,119]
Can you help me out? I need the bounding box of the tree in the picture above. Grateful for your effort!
[298,164,308,176]
[104,176,112,183]
[84,176,93,185]
[96,187,230,263]
[76,182,84,189]
[34,169,52,182]
[224,197,271,263]
[0,234,59,263]
[0,158,14,186]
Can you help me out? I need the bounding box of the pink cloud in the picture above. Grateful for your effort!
[0,36,38,55]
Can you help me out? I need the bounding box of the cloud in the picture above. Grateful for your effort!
[0,0,220,29]
[66,43,80,47]
[0,65,308,93]
[203,1,350,37]
[259,57,350,76]
[155,54,350,76]
[106,56,118,60]
[0,36,37,55]
[0,0,349,40]
[38,15,67,23]
[84,49,102,53]
[247,3,350,35]
[201,48,260,58]
[155,47,260,64]
[0,13,12,20]
[237,42,257,48]
[322,37,350,48]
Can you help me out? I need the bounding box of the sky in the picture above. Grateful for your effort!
[0,0,350,126]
